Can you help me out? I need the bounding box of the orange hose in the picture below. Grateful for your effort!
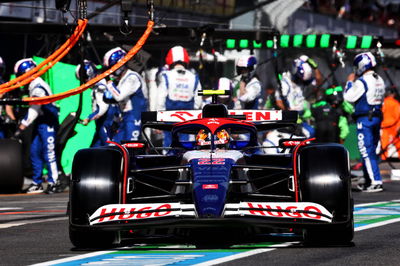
[0,20,87,94]
[23,20,154,105]
[0,19,87,91]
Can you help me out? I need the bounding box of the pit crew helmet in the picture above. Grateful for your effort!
[0,56,5,76]
[236,55,257,75]
[75,60,97,81]
[103,47,127,77]
[353,52,376,76]
[165,46,190,68]
[196,129,230,147]
[103,47,126,68]
[14,58,36,77]
[292,55,313,82]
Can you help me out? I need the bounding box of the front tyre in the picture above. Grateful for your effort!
[69,147,123,248]
[298,143,354,245]
[0,139,23,193]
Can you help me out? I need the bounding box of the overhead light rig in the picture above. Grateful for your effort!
[224,34,381,50]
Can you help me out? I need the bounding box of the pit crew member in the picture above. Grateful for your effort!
[13,58,60,194]
[233,55,261,109]
[157,45,202,147]
[76,60,119,146]
[0,56,17,138]
[274,55,323,137]
[380,87,400,160]
[344,52,385,192]
[104,47,148,142]
[311,86,351,143]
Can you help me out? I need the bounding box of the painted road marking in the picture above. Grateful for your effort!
[24,200,400,266]
[193,242,294,266]
[354,200,400,231]
[32,243,294,266]
[0,217,67,229]
[0,207,23,211]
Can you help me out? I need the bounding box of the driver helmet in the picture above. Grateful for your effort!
[353,52,376,76]
[75,59,97,81]
[165,46,190,68]
[14,58,37,77]
[236,55,257,75]
[292,55,313,82]
[196,129,230,147]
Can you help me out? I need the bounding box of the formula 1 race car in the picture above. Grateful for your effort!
[69,97,354,248]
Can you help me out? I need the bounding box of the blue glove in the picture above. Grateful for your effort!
[104,90,113,100]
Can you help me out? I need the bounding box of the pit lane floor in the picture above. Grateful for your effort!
[1,163,400,266]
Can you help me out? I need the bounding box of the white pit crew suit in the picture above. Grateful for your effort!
[157,65,202,147]
[107,69,148,142]
[87,78,119,146]
[344,71,385,185]
[21,77,59,185]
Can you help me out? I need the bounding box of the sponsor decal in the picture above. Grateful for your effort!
[124,142,145,148]
[281,140,302,147]
[161,111,202,122]
[357,132,368,159]
[202,184,219,189]
[225,202,332,223]
[89,203,195,225]
[229,111,267,121]
[198,158,225,165]
[281,140,311,147]
[47,135,56,163]
[156,110,282,122]
[206,118,220,125]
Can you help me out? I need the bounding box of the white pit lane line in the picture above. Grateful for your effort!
[0,207,23,211]
[0,217,68,229]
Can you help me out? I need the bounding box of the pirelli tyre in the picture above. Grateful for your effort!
[69,147,123,248]
[0,139,23,193]
[298,143,354,245]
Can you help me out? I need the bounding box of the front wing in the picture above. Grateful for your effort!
[88,202,333,227]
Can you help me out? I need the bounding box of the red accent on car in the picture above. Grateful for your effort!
[176,118,255,134]
[282,140,302,147]
[292,138,315,202]
[198,158,225,165]
[202,184,219,189]
[107,141,129,204]
[124,143,145,148]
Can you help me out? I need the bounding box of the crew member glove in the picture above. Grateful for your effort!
[12,129,23,143]
[103,90,117,104]
[13,129,22,139]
